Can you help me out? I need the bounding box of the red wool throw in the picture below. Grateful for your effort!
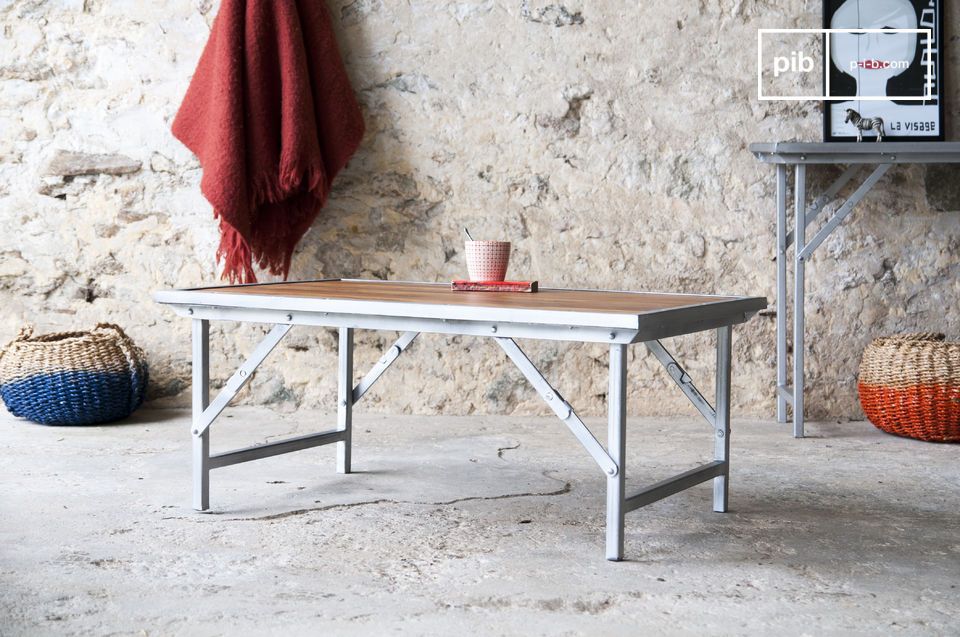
[173,0,364,283]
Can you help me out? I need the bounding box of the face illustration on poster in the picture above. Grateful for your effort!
[824,0,943,141]
[830,0,917,99]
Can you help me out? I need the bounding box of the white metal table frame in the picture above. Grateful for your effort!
[750,142,960,438]
[155,280,764,561]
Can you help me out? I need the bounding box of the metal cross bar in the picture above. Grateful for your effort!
[495,337,619,477]
[643,339,717,428]
[785,165,861,248]
[776,385,794,404]
[209,429,346,469]
[352,331,419,404]
[624,461,726,512]
[193,323,292,437]
[797,163,891,262]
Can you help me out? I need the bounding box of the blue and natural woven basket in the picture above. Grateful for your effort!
[0,323,148,425]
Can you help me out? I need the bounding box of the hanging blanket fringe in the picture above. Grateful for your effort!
[173,0,365,283]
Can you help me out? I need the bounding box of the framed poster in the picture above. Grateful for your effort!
[823,0,944,142]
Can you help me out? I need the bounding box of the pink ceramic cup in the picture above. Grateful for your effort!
[465,240,511,281]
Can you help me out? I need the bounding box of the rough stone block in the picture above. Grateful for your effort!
[43,150,142,178]
[924,165,960,212]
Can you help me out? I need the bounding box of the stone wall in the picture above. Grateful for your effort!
[1,0,958,420]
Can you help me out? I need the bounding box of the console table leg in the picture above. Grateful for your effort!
[775,164,788,424]
[605,343,627,561]
[337,327,354,473]
[793,165,806,438]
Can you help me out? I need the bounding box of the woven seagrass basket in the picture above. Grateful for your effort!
[858,333,960,443]
[0,323,148,425]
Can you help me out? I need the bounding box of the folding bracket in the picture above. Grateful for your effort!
[797,163,891,261]
[193,323,292,436]
[785,165,861,249]
[495,337,618,477]
[353,332,419,404]
[644,340,717,428]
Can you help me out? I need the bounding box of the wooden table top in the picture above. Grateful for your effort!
[188,279,759,316]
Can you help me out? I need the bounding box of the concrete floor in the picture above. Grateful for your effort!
[1,408,958,636]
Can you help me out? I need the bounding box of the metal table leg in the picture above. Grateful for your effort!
[792,165,806,438]
[337,327,354,474]
[192,319,210,511]
[185,325,417,509]
[714,326,731,511]
[606,343,627,561]
[775,165,788,424]
[774,161,891,437]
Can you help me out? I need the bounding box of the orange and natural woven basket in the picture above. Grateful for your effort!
[858,333,960,443]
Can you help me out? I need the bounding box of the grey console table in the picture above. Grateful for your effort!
[749,142,960,438]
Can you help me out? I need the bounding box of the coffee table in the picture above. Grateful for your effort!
[155,279,765,560]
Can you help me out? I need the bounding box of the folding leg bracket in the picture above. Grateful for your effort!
[797,163,891,261]
[193,324,293,436]
[644,340,717,429]
[195,328,417,447]
[353,332,419,404]
[785,165,861,249]
[495,337,619,477]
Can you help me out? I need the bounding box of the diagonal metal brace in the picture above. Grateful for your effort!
[353,331,419,404]
[797,163,891,261]
[192,324,292,436]
[644,340,717,428]
[785,165,861,249]
[495,337,618,477]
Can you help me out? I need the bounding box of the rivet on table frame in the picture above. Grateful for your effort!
[608,332,616,340]
[285,314,293,321]
[187,308,194,315]
[490,325,498,333]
